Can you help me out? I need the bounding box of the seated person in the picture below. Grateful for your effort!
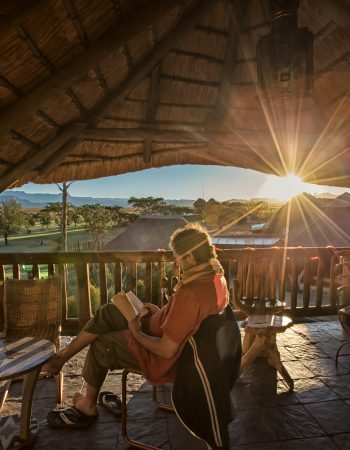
[45,223,240,448]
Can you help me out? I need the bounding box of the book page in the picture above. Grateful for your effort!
[125,291,144,314]
[112,292,139,322]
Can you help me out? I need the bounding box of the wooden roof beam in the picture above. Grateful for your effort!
[307,0,350,36]
[79,127,273,147]
[0,0,45,38]
[0,0,183,139]
[0,123,85,192]
[206,0,246,129]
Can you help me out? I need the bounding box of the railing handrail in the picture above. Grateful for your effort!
[1,246,349,333]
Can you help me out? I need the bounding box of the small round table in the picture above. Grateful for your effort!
[240,314,294,390]
[0,337,55,450]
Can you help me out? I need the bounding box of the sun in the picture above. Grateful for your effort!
[261,173,318,202]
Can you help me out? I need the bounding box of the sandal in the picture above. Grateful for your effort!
[47,406,97,428]
[98,391,122,417]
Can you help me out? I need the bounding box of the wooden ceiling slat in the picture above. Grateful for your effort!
[62,0,89,47]
[307,0,350,36]
[0,0,46,39]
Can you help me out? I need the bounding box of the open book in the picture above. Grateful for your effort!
[112,291,148,323]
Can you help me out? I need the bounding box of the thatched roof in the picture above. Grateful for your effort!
[326,192,350,209]
[267,192,350,246]
[104,215,187,250]
[0,0,350,192]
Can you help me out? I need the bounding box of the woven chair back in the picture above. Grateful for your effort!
[3,277,62,349]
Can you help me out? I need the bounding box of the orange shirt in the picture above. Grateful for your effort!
[123,274,229,385]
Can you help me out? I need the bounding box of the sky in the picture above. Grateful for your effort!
[15,165,350,202]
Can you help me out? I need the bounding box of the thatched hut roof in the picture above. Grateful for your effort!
[0,0,350,192]
[104,215,187,250]
[267,192,350,246]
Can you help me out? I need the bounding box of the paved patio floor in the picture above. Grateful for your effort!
[2,316,350,450]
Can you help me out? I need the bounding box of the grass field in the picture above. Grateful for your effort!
[0,224,125,253]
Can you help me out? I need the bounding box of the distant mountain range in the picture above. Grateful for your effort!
[0,190,195,208]
[0,190,341,209]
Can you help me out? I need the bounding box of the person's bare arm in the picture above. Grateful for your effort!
[128,315,179,358]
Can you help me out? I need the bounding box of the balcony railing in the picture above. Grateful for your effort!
[0,247,348,333]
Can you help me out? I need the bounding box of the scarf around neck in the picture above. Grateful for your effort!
[173,258,224,291]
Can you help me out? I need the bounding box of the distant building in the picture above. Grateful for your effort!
[104,215,188,251]
[266,193,350,247]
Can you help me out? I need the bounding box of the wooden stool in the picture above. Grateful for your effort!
[240,315,294,390]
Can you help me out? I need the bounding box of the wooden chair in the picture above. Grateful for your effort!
[120,305,242,450]
[233,252,294,390]
[334,251,350,368]
[2,277,63,407]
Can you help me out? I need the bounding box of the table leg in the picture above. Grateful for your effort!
[19,365,41,442]
[266,335,294,390]
[240,333,265,373]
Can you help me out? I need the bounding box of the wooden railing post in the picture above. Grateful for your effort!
[145,262,152,301]
[75,263,92,329]
[99,263,108,305]
[342,255,350,307]
[114,261,122,293]
[0,265,4,330]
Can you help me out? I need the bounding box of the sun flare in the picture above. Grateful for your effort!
[260,173,323,202]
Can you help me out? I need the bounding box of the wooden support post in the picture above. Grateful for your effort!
[342,255,350,307]
[145,262,152,301]
[48,263,55,277]
[114,261,122,293]
[75,263,92,328]
[58,264,68,322]
[0,265,4,329]
[302,258,311,309]
[32,264,40,279]
[330,255,338,308]
[130,262,137,294]
[316,257,324,308]
[99,263,108,305]
[290,258,299,312]
[13,264,20,280]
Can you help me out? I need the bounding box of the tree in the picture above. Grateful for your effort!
[70,207,82,227]
[57,181,74,251]
[106,205,123,225]
[23,211,36,232]
[0,199,24,245]
[128,196,166,215]
[81,204,113,245]
[38,210,51,229]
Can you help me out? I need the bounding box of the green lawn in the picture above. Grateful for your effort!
[0,225,125,253]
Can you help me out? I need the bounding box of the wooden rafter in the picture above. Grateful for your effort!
[79,127,273,147]
[143,67,161,163]
[206,0,246,128]
[0,0,214,192]
[16,24,55,73]
[0,0,45,38]
[62,0,89,47]
[307,0,350,36]
[0,123,85,192]
[0,0,183,139]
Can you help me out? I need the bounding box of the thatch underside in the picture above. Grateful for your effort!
[0,0,350,191]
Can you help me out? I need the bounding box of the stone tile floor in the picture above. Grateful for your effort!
[2,316,350,449]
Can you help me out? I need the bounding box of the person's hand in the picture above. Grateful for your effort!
[128,314,141,334]
[141,303,160,316]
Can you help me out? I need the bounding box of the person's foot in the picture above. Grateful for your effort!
[72,392,98,417]
[41,353,65,376]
